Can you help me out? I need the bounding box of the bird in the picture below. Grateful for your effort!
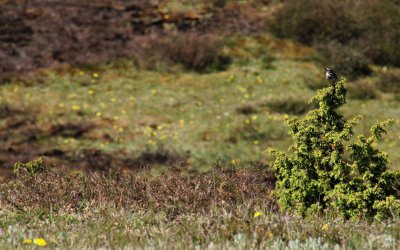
[325,68,338,85]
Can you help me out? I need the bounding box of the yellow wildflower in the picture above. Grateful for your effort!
[252,115,258,121]
[79,71,85,76]
[88,89,94,95]
[33,238,47,247]
[322,223,329,231]
[96,112,102,117]
[111,98,117,103]
[254,140,259,145]
[245,119,251,124]
[254,211,263,218]
[71,105,81,111]
[23,239,32,244]
[92,72,99,78]
[231,159,240,165]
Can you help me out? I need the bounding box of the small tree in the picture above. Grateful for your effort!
[271,77,400,219]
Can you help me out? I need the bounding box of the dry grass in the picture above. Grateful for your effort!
[0,164,276,216]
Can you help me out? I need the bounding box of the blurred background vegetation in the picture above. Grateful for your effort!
[0,0,400,174]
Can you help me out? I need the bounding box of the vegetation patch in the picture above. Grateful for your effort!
[347,80,378,100]
[375,70,400,94]
[270,78,400,219]
[260,96,315,115]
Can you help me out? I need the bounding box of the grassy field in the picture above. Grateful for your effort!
[1,34,400,172]
[1,32,400,248]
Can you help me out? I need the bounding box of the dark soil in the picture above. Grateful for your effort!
[0,0,267,82]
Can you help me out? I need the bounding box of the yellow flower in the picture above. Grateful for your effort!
[254,211,263,218]
[179,119,185,128]
[88,89,94,95]
[322,223,329,231]
[33,238,47,247]
[23,239,32,244]
[96,112,102,117]
[245,119,251,124]
[256,76,264,84]
[111,98,117,103]
[231,159,240,165]
[79,71,85,76]
[92,72,99,78]
[71,105,81,111]
[254,140,259,145]
[252,115,258,121]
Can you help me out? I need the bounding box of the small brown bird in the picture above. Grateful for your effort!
[325,68,338,85]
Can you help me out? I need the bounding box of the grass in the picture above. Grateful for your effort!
[1,166,400,249]
[1,34,400,248]
[1,35,400,170]
[1,206,400,249]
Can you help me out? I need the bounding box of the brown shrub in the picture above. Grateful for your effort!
[270,0,400,68]
[133,32,230,72]
[269,0,358,45]
[0,165,276,216]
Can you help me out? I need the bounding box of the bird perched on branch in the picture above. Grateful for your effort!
[325,67,338,85]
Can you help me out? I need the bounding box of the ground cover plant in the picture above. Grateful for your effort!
[1,0,400,249]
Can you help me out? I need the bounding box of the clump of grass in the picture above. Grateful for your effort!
[260,96,315,115]
[375,70,400,93]
[347,80,378,100]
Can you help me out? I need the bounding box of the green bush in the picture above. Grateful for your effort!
[13,157,45,176]
[270,78,400,220]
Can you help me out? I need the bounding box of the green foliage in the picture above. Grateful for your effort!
[13,157,45,176]
[271,78,400,219]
